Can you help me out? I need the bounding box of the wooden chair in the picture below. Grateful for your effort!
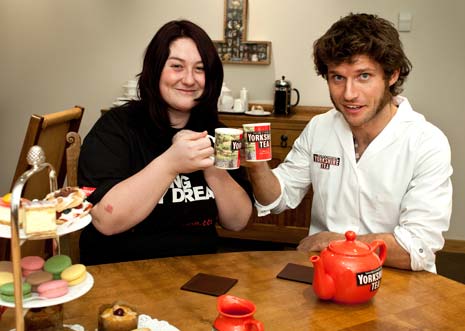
[60,131,83,263]
[0,106,84,261]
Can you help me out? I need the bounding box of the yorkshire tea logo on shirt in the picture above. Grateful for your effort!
[313,153,340,169]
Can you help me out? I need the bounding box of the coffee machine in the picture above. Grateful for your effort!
[273,76,300,115]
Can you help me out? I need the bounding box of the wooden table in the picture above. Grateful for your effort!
[2,251,465,330]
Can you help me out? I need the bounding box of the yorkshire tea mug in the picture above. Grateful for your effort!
[242,123,272,161]
[208,128,243,169]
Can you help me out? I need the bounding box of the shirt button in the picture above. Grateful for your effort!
[419,248,424,253]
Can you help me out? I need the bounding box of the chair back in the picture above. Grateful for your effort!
[11,106,84,199]
[0,106,84,261]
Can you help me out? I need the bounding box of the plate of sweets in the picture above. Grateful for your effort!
[0,254,93,308]
[0,187,93,240]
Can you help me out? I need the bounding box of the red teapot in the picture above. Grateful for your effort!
[310,231,387,304]
[213,294,264,331]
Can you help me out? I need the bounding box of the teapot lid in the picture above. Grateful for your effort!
[328,231,372,256]
[275,75,291,87]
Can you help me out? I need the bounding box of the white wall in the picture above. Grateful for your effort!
[1,0,464,239]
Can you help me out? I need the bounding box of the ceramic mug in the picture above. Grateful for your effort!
[208,128,243,169]
[242,123,272,161]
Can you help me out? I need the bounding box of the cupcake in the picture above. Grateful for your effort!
[24,304,64,331]
[98,302,138,331]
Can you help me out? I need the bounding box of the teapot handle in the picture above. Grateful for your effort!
[370,240,387,265]
[245,319,265,331]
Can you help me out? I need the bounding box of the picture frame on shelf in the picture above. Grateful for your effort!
[214,0,272,65]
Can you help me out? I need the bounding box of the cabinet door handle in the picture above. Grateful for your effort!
[280,134,288,147]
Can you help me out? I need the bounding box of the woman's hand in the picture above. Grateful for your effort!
[169,130,214,174]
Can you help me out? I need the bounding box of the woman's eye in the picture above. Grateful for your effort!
[171,64,183,69]
[195,66,205,73]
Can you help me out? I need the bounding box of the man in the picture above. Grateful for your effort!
[247,13,452,273]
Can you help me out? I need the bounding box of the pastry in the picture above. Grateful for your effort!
[26,270,53,292]
[0,281,32,302]
[21,255,45,276]
[44,255,72,279]
[37,279,69,299]
[24,304,64,331]
[23,200,57,237]
[98,303,138,331]
[0,193,27,226]
[61,264,86,286]
[44,186,92,224]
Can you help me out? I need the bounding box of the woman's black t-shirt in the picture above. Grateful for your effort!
[78,103,252,265]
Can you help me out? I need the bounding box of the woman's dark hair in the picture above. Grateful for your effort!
[313,13,412,96]
[137,20,223,134]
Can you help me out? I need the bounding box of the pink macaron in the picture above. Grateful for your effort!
[21,256,45,276]
[37,279,69,299]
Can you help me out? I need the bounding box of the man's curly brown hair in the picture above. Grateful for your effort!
[313,13,412,96]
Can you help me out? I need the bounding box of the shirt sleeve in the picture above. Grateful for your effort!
[78,111,132,205]
[393,124,453,273]
[254,121,314,216]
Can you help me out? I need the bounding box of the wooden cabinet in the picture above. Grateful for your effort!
[217,104,330,244]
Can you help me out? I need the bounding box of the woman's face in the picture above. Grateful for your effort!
[160,37,205,127]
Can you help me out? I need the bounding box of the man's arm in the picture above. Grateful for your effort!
[298,231,411,270]
[247,162,281,205]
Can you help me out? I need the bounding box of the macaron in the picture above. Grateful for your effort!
[0,281,32,302]
[0,261,13,273]
[0,271,13,286]
[37,279,69,299]
[26,270,53,292]
[61,264,86,286]
[21,256,45,276]
[44,255,72,279]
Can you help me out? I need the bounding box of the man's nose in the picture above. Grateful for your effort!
[343,80,358,101]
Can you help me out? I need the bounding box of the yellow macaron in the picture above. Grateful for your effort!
[0,271,13,287]
[60,264,86,286]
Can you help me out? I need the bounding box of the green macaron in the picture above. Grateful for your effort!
[44,255,72,280]
[0,281,32,302]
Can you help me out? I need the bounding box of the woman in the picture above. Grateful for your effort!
[78,20,253,265]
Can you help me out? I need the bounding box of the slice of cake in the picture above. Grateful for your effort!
[0,193,26,227]
[23,200,57,238]
[44,187,92,224]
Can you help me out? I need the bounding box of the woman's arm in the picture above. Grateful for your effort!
[91,131,214,235]
[203,166,252,231]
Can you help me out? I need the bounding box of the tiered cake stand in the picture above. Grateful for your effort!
[3,146,93,331]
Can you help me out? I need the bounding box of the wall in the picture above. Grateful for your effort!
[1,0,464,240]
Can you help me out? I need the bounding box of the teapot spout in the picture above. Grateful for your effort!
[311,255,335,300]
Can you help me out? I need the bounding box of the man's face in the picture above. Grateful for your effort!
[327,55,399,131]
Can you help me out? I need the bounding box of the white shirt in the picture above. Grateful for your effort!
[256,96,453,273]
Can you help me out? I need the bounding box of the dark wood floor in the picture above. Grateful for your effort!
[218,238,465,284]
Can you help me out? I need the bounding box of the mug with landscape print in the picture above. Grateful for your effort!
[208,128,243,169]
[242,123,272,161]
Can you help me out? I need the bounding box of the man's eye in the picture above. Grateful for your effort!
[331,75,344,82]
[359,73,370,80]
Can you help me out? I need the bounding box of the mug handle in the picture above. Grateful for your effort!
[292,88,300,107]
[207,135,215,161]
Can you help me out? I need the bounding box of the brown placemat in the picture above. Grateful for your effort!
[180,273,238,296]
[276,263,314,284]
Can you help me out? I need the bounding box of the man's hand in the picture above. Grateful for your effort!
[297,231,344,252]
